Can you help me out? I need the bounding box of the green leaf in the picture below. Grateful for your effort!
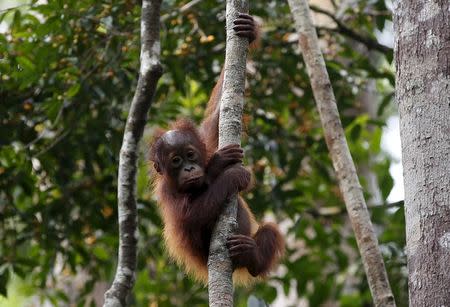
[43,99,63,123]
[369,127,382,153]
[93,246,109,261]
[96,25,107,34]
[66,83,81,97]
[0,269,9,297]
[16,56,36,72]
[377,92,394,116]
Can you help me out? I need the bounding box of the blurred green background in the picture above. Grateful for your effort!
[0,0,405,306]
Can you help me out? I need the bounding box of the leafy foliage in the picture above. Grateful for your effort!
[0,0,405,306]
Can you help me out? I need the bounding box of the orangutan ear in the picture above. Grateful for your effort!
[154,162,162,174]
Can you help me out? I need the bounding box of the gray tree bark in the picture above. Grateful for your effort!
[103,0,162,306]
[207,1,249,306]
[287,0,396,306]
[393,1,450,306]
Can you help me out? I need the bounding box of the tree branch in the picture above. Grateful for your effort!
[305,201,405,217]
[310,5,392,54]
[161,0,202,22]
[287,0,396,306]
[103,0,163,306]
[207,1,249,306]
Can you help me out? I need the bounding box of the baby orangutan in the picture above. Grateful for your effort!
[149,14,284,285]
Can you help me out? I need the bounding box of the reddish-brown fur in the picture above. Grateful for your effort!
[149,14,284,285]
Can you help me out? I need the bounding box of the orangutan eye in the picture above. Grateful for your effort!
[186,151,197,161]
[171,156,182,167]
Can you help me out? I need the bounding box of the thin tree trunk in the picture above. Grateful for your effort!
[287,0,396,306]
[393,1,450,306]
[207,0,249,306]
[103,0,163,306]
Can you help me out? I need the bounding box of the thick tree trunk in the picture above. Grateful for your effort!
[207,1,249,306]
[393,1,450,306]
[103,0,162,306]
[287,0,396,306]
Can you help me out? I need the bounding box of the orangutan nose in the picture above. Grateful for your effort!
[184,166,195,172]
